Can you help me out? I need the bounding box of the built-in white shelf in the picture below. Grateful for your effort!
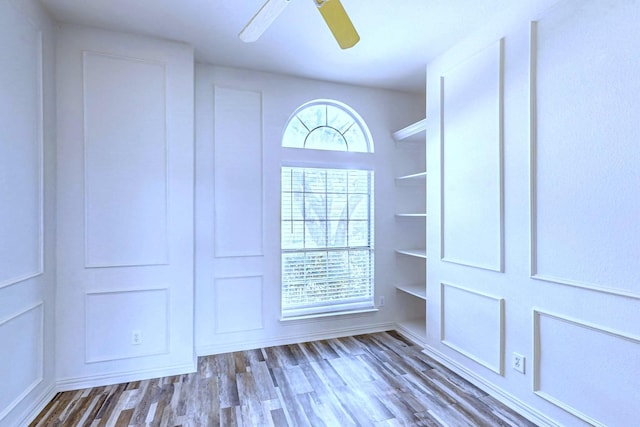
[396,318,427,344]
[392,118,426,143]
[395,249,427,259]
[395,213,427,218]
[395,171,427,182]
[396,283,427,300]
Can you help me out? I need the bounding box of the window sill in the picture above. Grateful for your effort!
[280,307,379,322]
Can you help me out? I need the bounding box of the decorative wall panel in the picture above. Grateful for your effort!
[0,303,43,420]
[0,2,43,288]
[534,310,640,425]
[83,52,169,268]
[213,86,264,258]
[440,40,504,272]
[531,1,640,298]
[215,276,263,333]
[85,288,169,362]
[440,283,504,374]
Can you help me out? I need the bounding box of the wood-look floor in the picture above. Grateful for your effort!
[31,332,537,427]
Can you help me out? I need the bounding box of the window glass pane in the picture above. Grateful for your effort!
[326,169,348,193]
[348,194,368,220]
[281,101,372,153]
[305,127,347,151]
[327,194,347,220]
[328,220,347,247]
[348,170,370,193]
[304,220,327,248]
[303,169,326,193]
[282,221,304,249]
[348,220,369,247]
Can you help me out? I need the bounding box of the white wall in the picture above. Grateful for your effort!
[425,1,640,426]
[55,24,196,390]
[0,0,57,425]
[194,65,424,355]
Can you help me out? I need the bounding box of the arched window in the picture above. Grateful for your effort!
[281,100,375,319]
[282,100,373,153]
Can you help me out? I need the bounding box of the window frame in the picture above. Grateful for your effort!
[280,99,376,320]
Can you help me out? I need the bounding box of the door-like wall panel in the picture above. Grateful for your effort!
[83,52,168,268]
[440,283,504,374]
[0,303,43,420]
[214,276,264,334]
[213,86,264,258]
[0,2,43,288]
[534,310,640,426]
[85,289,169,362]
[440,40,504,272]
[531,0,640,298]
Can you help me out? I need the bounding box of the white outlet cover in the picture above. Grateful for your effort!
[512,352,525,374]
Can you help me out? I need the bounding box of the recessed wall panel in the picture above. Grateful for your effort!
[534,310,640,425]
[441,40,504,271]
[83,52,168,268]
[532,1,640,297]
[214,87,263,258]
[0,303,43,420]
[0,2,43,288]
[85,289,169,362]
[215,276,263,333]
[441,283,504,374]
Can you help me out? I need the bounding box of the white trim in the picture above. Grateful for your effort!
[392,118,426,142]
[82,50,170,269]
[440,282,505,375]
[0,302,45,423]
[55,361,196,393]
[196,322,394,356]
[422,344,561,427]
[280,307,378,322]
[11,384,56,427]
[532,308,640,426]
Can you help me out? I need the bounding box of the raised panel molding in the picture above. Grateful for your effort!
[214,275,264,334]
[533,309,640,426]
[0,1,44,289]
[213,86,264,258]
[0,302,44,422]
[440,39,505,272]
[529,3,640,299]
[83,51,169,268]
[440,283,505,375]
[85,288,170,363]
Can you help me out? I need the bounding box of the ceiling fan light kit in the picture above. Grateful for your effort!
[239,0,360,49]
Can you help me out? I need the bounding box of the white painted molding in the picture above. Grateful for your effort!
[422,344,561,427]
[214,275,264,334]
[440,282,505,375]
[439,39,505,273]
[532,308,640,426]
[213,85,265,259]
[0,302,44,423]
[82,50,170,269]
[11,384,55,427]
[84,287,171,363]
[55,361,196,393]
[0,4,44,290]
[528,21,639,301]
[197,322,395,356]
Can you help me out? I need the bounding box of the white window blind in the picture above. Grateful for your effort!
[281,166,374,318]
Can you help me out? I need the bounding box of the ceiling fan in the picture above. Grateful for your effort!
[239,0,360,49]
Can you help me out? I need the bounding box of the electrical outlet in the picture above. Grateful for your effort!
[131,329,143,345]
[512,352,525,374]
[379,296,385,307]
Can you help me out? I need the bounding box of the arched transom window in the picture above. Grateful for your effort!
[282,100,373,153]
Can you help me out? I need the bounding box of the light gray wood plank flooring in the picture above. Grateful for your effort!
[30,331,537,426]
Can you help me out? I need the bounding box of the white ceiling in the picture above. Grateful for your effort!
[39,0,514,94]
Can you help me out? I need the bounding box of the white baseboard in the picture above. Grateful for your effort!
[8,384,56,427]
[55,361,196,392]
[197,322,395,356]
[421,344,560,427]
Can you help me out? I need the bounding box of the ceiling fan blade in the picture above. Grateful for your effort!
[239,0,291,43]
[314,0,360,49]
